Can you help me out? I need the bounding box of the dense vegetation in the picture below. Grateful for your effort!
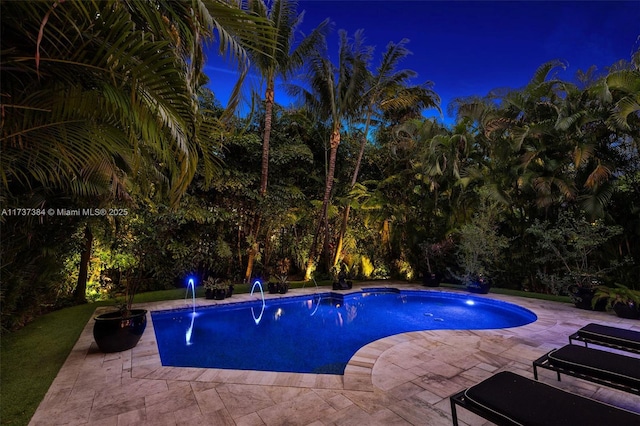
[2,0,639,331]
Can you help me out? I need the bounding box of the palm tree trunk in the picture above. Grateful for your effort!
[333,108,373,266]
[74,225,92,304]
[244,84,274,282]
[244,215,262,283]
[305,129,340,280]
[260,85,274,196]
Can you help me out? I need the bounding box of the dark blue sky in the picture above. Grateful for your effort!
[205,0,640,124]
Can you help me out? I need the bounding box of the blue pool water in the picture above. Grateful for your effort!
[151,288,536,375]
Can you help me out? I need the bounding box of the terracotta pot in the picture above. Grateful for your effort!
[93,309,147,353]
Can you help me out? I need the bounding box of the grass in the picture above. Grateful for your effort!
[1,301,110,425]
[1,280,569,425]
[0,288,196,426]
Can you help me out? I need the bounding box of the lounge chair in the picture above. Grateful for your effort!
[533,344,640,395]
[449,371,640,426]
[569,323,640,354]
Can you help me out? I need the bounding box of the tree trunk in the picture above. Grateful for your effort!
[322,203,331,273]
[260,85,274,196]
[74,225,92,304]
[333,204,351,265]
[244,215,262,283]
[305,129,340,280]
[244,84,274,282]
[333,108,373,266]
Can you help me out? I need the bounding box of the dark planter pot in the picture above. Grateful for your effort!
[568,285,606,311]
[268,282,278,294]
[226,285,234,298]
[93,309,147,353]
[332,280,353,290]
[613,302,640,319]
[277,283,289,294]
[466,277,491,294]
[422,272,440,287]
[213,288,227,300]
[205,289,215,299]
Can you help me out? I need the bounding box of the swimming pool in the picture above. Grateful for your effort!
[151,288,537,374]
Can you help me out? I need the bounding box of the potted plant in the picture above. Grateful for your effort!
[203,277,219,300]
[526,211,622,310]
[419,238,453,287]
[455,194,509,294]
[93,270,147,353]
[224,279,234,297]
[332,262,353,290]
[592,284,640,319]
[567,277,606,311]
[212,280,228,300]
[275,274,289,294]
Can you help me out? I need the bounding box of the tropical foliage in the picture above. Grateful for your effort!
[1,1,639,330]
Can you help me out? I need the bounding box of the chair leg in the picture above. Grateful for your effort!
[450,398,459,426]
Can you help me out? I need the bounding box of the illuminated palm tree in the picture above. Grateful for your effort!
[333,39,440,266]
[289,30,371,279]
[242,0,328,281]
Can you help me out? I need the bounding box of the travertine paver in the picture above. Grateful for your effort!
[29,283,640,425]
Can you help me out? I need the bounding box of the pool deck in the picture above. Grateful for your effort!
[30,282,640,425]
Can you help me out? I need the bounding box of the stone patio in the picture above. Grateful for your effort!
[29,283,640,425]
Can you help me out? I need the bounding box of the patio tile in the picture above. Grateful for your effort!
[387,380,425,400]
[89,394,146,422]
[145,384,199,414]
[116,407,146,425]
[216,384,275,418]
[388,397,451,425]
[322,403,374,425]
[325,392,354,411]
[256,390,335,425]
[235,412,266,426]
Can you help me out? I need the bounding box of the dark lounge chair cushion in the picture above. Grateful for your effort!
[576,323,640,352]
[463,371,639,426]
[547,345,640,389]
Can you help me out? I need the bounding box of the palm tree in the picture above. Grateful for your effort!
[1,0,276,206]
[333,39,440,265]
[288,30,371,279]
[242,0,328,281]
[601,51,640,135]
[1,0,275,304]
[245,0,329,196]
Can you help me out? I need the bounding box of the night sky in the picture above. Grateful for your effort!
[205,0,640,125]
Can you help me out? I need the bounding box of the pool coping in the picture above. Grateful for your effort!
[146,286,537,388]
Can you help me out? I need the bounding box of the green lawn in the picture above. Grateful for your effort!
[1,301,109,425]
[0,282,569,425]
